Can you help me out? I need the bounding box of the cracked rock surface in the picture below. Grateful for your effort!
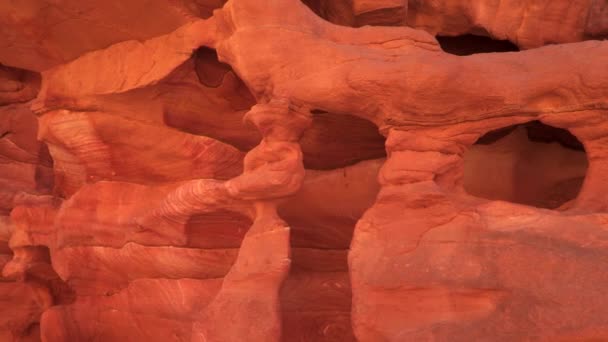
[0,0,607,341]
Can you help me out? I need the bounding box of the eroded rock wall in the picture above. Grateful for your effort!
[0,0,607,341]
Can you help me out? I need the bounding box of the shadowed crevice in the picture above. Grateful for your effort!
[437,34,520,56]
[464,121,588,209]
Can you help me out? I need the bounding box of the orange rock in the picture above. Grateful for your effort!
[0,0,607,341]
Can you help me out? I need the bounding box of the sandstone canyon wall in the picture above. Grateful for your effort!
[0,0,607,341]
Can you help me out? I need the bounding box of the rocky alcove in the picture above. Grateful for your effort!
[464,121,588,209]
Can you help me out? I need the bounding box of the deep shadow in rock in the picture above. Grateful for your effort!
[464,121,588,209]
[437,34,520,56]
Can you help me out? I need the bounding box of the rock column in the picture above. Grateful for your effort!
[191,99,311,342]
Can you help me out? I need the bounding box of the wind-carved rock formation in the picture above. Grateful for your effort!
[0,0,607,341]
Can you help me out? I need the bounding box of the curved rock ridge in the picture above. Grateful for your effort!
[0,0,607,341]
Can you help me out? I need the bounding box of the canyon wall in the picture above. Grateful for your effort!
[1,0,607,341]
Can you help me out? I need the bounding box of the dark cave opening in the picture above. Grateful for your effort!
[463,121,588,209]
[193,47,235,88]
[301,111,387,170]
[436,34,520,56]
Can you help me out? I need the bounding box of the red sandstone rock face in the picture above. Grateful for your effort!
[1,0,607,341]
